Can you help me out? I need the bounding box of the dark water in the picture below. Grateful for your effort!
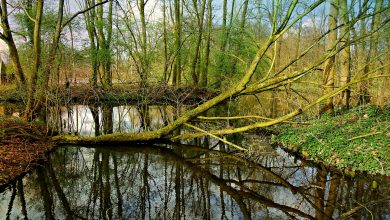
[0,104,389,219]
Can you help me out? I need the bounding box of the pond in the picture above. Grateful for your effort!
[0,104,389,219]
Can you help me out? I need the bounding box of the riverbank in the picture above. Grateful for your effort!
[0,117,55,189]
[0,84,217,105]
[274,105,390,175]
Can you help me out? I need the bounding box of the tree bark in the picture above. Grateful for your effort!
[322,0,338,114]
[172,0,182,87]
[200,0,212,88]
[139,0,148,87]
[339,0,351,109]
[97,0,113,89]
[24,0,44,120]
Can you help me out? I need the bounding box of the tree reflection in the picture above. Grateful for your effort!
[1,143,389,219]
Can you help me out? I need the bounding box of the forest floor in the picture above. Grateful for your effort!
[273,105,390,176]
[0,117,55,189]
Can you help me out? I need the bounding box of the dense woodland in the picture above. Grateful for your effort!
[0,0,389,142]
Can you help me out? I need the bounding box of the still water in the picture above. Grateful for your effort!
[0,104,389,219]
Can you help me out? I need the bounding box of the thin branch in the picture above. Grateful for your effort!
[197,115,309,124]
[61,0,109,29]
[18,1,36,23]
[172,73,390,140]
[339,197,390,219]
[184,123,247,151]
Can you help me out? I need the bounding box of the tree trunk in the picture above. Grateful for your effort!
[200,0,212,88]
[162,0,169,84]
[97,0,112,89]
[85,0,99,87]
[173,0,182,87]
[24,0,44,121]
[34,0,65,114]
[338,0,351,109]
[0,0,26,89]
[359,0,383,104]
[190,0,207,86]
[322,0,338,114]
[231,0,249,73]
[139,0,148,88]
[369,0,383,107]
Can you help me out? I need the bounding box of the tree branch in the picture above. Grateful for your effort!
[61,0,110,30]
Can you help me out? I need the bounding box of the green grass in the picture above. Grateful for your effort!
[0,84,16,92]
[274,105,390,175]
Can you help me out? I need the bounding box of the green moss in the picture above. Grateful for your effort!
[274,105,390,175]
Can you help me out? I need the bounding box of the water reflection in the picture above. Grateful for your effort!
[48,105,180,136]
[1,103,389,219]
[1,140,389,219]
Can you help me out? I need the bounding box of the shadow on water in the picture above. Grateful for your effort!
[0,103,389,219]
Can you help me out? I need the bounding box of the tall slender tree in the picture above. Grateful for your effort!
[200,0,212,87]
[338,0,351,109]
[359,0,383,104]
[24,0,44,120]
[190,0,207,86]
[322,0,338,114]
[172,0,183,87]
[97,0,113,89]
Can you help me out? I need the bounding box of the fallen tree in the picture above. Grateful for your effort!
[53,0,390,146]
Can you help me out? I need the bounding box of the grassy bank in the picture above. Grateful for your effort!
[274,105,390,175]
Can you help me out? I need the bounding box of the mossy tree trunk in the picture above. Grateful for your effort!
[23,0,44,121]
[172,0,182,87]
[200,0,212,88]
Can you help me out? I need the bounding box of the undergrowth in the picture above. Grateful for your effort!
[274,105,390,175]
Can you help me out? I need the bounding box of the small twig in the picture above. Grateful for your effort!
[349,124,390,141]
[348,131,382,141]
